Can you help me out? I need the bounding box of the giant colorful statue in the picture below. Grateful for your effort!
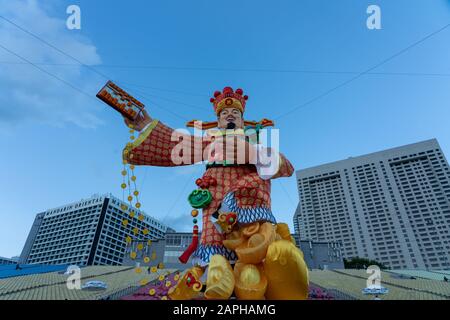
[118,86,309,300]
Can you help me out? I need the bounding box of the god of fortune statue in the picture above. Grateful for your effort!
[119,86,309,300]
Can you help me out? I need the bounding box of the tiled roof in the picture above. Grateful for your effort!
[0,265,176,300]
[309,269,450,300]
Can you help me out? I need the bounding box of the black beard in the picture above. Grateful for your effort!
[226,122,236,130]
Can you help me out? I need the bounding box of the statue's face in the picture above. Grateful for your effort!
[217,107,244,129]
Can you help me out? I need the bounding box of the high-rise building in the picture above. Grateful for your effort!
[20,194,169,266]
[294,139,450,270]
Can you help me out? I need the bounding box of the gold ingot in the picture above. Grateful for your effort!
[234,262,267,300]
[276,223,295,244]
[263,240,309,300]
[204,255,235,300]
[235,222,276,264]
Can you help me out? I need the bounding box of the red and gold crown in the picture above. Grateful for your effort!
[210,86,248,115]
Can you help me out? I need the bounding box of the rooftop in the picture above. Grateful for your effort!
[1,267,449,300]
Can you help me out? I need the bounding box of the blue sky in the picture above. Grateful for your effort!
[1,0,450,258]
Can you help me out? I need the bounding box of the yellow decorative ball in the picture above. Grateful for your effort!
[143,229,149,235]
[149,289,155,296]
[138,214,144,221]
[144,257,150,263]
[122,219,129,226]
[174,275,180,281]
[151,266,157,273]
[121,170,127,176]
[191,209,199,217]
[130,136,135,140]
[161,296,168,300]
[130,165,135,170]
[121,204,128,211]
[133,190,139,196]
[140,279,148,286]
[158,275,165,281]
[135,267,142,274]
[121,183,127,189]
[137,243,144,251]
[131,176,137,182]
[165,281,172,287]
[133,227,139,235]
[129,211,135,218]
[147,240,152,246]
[127,195,133,202]
[125,236,132,243]
[130,251,137,259]
[135,203,141,209]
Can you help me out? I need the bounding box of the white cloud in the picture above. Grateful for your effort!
[0,0,104,130]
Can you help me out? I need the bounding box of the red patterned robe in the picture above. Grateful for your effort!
[124,119,294,266]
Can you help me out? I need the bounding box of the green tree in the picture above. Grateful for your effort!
[343,257,387,270]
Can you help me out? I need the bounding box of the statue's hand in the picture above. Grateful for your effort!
[124,110,152,132]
